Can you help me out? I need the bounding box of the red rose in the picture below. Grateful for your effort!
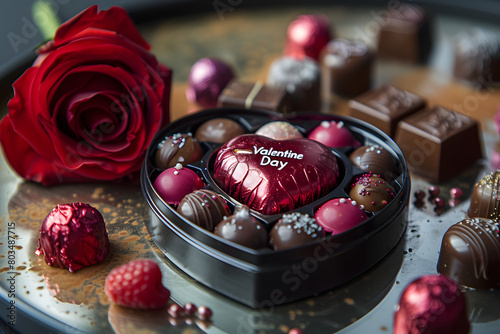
[0,6,171,185]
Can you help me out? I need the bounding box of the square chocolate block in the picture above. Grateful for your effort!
[266,56,321,112]
[376,4,433,64]
[395,106,482,183]
[454,29,500,88]
[348,85,426,137]
[320,38,374,98]
[217,79,291,113]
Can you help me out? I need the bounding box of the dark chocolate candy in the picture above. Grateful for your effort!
[266,56,321,112]
[155,133,204,170]
[270,212,324,250]
[376,3,433,64]
[348,85,426,137]
[35,203,110,272]
[349,145,397,181]
[453,29,500,88]
[217,79,291,113]
[213,134,340,215]
[437,218,500,290]
[395,106,482,183]
[468,171,500,220]
[320,38,374,98]
[393,275,470,334]
[177,189,230,232]
[214,205,268,249]
[195,118,245,144]
[349,173,395,212]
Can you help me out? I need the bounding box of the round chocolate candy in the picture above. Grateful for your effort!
[195,118,245,144]
[467,170,500,220]
[307,120,361,148]
[284,14,332,61]
[153,164,205,206]
[349,144,397,181]
[269,212,324,250]
[255,121,303,140]
[393,274,470,334]
[177,189,230,232]
[35,203,110,272]
[349,173,395,212]
[155,133,203,170]
[186,58,235,108]
[437,217,500,290]
[213,134,340,215]
[314,198,368,235]
[214,205,268,249]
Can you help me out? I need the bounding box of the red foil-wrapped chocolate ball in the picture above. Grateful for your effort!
[153,163,205,206]
[35,203,110,272]
[284,14,332,61]
[394,274,470,334]
[186,58,235,108]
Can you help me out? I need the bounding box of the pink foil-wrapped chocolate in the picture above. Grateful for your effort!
[213,134,339,215]
[284,14,332,61]
[35,203,110,272]
[186,58,235,108]
[394,274,470,334]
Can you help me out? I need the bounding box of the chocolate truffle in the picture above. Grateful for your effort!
[347,85,426,137]
[186,58,235,108]
[320,38,374,98]
[437,218,500,290]
[468,171,500,220]
[195,118,245,144]
[349,173,396,212]
[177,189,230,232]
[217,79,291,113]
[153,164,205,206]
[349,145,397,181]
[453,29,500,88]
[307,120,361,148]
[213,134,340,215]
[269,212,324,250]
[35,203,110,272]
[255,121,303,140]
[284,14,332,61]
[266,56,321,112]
[377,3,433,64]
[155,133,203,170]
[314,198,368,235]
[395,106,482,183]
[393,275,469,334]
[214,205,268,249]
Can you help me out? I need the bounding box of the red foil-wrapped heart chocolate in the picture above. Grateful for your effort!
[213,134,340,215]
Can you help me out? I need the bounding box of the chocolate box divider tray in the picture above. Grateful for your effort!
[141,107,410,307]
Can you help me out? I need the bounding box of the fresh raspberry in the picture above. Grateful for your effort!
[105,259,170,309]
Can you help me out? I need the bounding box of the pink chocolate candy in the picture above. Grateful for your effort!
[153,163,205,206]
[284,14,332,61]
[394,274,470,334]
[314,198,367,235]
[308,121,361,148]
[35,203,110,272]
[186,58,235,108]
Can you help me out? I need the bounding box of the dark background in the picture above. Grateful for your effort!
[1,0,500,95]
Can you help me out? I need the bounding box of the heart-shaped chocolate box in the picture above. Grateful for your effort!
[141,108,410,308]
